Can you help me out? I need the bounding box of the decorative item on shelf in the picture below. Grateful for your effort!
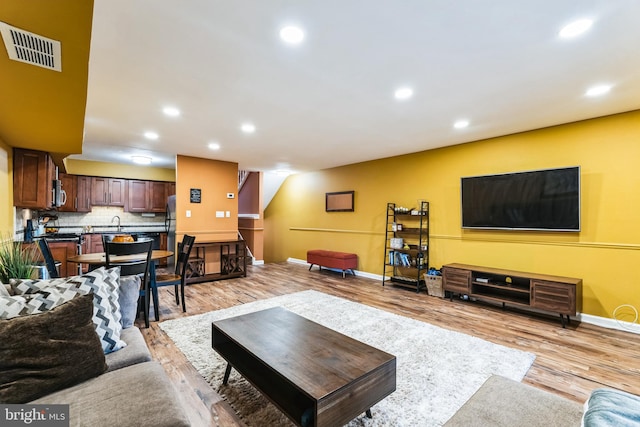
[397,223,403,231]
[403,243,410,250]
[390,238,403,249]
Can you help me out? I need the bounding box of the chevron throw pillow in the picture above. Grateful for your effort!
[9,267,126,354]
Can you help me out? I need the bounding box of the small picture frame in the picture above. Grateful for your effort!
[190,188,202,203]
[326,191,354,212]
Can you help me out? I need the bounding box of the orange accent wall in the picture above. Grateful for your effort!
[175,155,238,243]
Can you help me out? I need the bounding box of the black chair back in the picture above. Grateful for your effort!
[36,239,60,278]
[104,239,153,278]
[175,235,196,276]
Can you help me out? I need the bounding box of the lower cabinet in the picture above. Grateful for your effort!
[46,241,79,277]
[442,263,582,327]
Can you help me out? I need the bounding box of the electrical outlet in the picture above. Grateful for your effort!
[226,211,230,217]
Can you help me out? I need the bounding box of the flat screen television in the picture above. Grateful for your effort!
[461,166,580,231]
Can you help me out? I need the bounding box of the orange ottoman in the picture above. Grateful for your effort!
[307,250,357,278]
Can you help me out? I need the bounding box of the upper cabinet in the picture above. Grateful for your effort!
[57,173,76,212]
[91,177,126,207]
[128,180,171,213]
[13,148,55,209]
[76,175,92,212]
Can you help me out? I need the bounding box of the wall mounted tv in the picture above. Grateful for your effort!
[461,166,580,231]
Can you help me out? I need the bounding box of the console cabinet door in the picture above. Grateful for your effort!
[531,280,576,315]
[442,267,471,294]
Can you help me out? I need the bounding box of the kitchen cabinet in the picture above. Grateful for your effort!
[13,148,55,209]
[45,240,78,277]
[58,173,76,212]
[91,177,126,206]
[127,180,149,212]
[149,181,169,212]
[76,176,92,212]
[128,180,170,213]
[87,234,104,254]
[168,182,176,197]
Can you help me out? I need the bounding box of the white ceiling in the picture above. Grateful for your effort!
[72,0,640,173]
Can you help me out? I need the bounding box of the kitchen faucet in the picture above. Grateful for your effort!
[111,215,121,232]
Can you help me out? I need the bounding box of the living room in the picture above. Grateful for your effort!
[2,1,640,426]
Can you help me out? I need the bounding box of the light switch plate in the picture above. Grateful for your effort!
[216,211,224,218]
[186,210,191,218]
[227,193,235,199]
[225,211,230,217]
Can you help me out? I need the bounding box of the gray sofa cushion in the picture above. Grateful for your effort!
[31,361,191,427]
[444,375,583,427]
[105,326,152,372]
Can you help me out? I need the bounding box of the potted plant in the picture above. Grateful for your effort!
[0,233,38,283]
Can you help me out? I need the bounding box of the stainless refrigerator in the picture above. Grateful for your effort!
[165,195,176,268]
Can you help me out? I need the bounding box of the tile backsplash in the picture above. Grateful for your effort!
[14,206,166,239]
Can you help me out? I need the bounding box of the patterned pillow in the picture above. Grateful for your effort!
[9,267,126,354]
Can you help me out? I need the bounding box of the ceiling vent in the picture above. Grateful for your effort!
[0,21,61,72]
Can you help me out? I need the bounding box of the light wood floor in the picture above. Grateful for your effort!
[139,262,640,427]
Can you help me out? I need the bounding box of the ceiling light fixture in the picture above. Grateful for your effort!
[559,19,593,38]
[144,131,159,140]
[394,87,414,100]
[132,156,152,165]
[454,120,470,129]
[162,106,180,117]
[208,142,221,150]
[240,123,256,134]
[279,26,305,44]
[585,84,612,97]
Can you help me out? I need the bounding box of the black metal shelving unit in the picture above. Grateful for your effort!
[382,201,429,293]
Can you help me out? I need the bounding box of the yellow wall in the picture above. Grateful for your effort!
[0,140,13,233]
[265,110,640,319]
[65,158,175,182]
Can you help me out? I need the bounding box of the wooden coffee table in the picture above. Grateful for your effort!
[212,307,396,427]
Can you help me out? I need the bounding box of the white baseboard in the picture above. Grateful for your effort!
[286,259,639,335]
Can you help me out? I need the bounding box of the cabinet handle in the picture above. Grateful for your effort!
[74,197,77,209]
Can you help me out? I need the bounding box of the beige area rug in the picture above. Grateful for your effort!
[159,290,535,426]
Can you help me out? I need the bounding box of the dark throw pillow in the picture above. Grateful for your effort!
[0,293,108,403]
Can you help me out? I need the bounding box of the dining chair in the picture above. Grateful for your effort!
[155,235,195,313]
[36,238,61,278]
[104,239,153,328]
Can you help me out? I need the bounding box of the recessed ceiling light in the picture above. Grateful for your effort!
[162,106,180,117]
[240,123,256,134]
[208,142,221,150]
[394,87,413,100]
[279,26,305,44]
[454,120,470,129]
[559,19,593,38]
[132,156,152,165]
[585,84,612,97]
[144,131,159,140]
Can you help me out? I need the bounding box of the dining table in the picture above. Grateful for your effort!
[67,250,173,322]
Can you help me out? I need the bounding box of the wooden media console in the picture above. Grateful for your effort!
[442,263,582,327]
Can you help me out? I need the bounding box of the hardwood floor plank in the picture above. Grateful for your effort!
[138,262,640,425]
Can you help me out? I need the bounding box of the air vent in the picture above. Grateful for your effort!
[0,21,61,72]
